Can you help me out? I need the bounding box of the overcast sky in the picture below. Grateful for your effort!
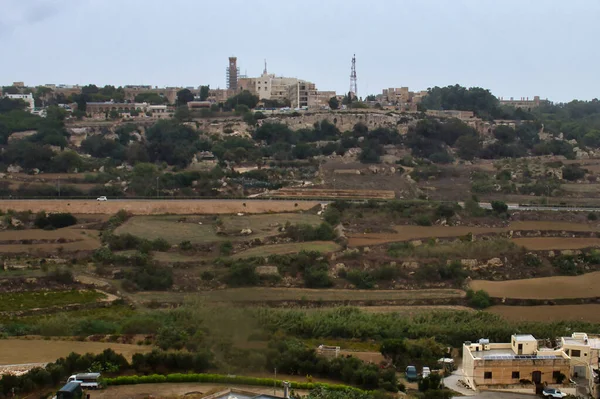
[1,0,598,102]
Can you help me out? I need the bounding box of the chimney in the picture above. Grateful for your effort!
[283,381,291,399]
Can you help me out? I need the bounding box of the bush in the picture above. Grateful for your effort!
[323,207,342,226]
[466,289,491,309]
[414,215,433,226]
[491,200,508,214]
[562,164,586,181]
[285,222,336,242]
[34,212,77,229]
[220,241,233,256]
[226,263,259,287]
[126,265,173,290]
[345,270,375,289]
[588,212,598,221]
[179,240,193,251]
[152,238,171,252]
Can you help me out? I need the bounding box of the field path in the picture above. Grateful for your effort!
[470,271,600,299]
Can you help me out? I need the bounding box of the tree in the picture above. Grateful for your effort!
[174,106,191,122]
[491,200,508,214]
[466,289,492,309]
[199,85,210,101]
[134,92,166,105]
[365,94,376,101]
[494,125,517,143]
[176,89,195,106]
[225,90,259,110]
[455,134,481,160]
[2,86,19,95]
[562,164,586,181]
[328,96,339,110]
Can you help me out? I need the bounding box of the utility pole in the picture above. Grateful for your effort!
[57,177,61,197]
[274,367,277,395]
[156,176,159,198]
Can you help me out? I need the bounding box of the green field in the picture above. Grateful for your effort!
[233,241,341,259]
[0,290,105,312]
[115,213,321,244]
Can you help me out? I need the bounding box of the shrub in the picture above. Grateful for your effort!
[345,270,375,289]
[562,164,586,181]
[588,212,598,221]
[466,289,491,309]
[323,207,342,225]
[179,240,193,251]
[435,204,456,219]
[304,264,333,288]
[220,241,233,256]
[491,200,508,214]
[34,212,77,229]
[414,215,433,226]
[226,263,259,287]
[126,264,173,290]
[152,238,171,252]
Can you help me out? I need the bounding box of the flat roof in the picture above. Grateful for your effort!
[563,337,600,349]
[473,348,562,360]
[513,334,537,342]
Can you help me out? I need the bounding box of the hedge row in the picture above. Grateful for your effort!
[103,373,365,393]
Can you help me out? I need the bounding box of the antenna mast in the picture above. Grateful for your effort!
[349,54,357,97]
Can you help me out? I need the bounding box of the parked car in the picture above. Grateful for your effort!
[96,196,107,201]
[542,388,567,398]
[405,365,418,381]
[422,366,431,378]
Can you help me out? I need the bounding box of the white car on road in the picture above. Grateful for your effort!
[422,366,431,378]
[96,196,108,201]
[542,388,567,398]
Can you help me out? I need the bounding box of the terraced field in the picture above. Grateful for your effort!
[0,228,100,253]
[115,213,321,244]
[470,272,600,299]
[131,287,465,305]
[233,241,341,258]
[488,304,600,322]
[512,237,600,250]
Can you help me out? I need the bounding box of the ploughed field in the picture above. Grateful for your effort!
[0,339,151,365]
[0,228,100,253]
[469,271,600,299]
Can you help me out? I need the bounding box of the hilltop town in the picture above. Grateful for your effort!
[2,55,600,399]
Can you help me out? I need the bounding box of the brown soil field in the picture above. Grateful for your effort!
[488,305,600,323]
[0,200,320,215]
[273,188,395,200]
[233,241,341,258]
[0,339,152,365]
[0,228,100,253]
[348,225,504,247]
[470,271,600,299]
[131,287,465,304]
[509,221,598,232]
[512,237,600,250]
[347,221,600,247]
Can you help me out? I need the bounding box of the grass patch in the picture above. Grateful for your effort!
[232,241,341,259]
[0,290,105,312]
[115,216,221,245]
[388,237,520,259]
[115,213,321,245]
[152,252,204,263]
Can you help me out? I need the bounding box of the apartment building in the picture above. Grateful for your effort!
[462,335,570,390]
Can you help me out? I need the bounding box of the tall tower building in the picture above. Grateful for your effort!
[226,57,239,91]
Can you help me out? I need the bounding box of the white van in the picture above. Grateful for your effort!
[67,372,101,389]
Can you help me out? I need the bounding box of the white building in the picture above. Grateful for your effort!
[5,93,35,111]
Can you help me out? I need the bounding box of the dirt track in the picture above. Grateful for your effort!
[0,200,320,215]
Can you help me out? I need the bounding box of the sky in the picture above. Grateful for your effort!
[1,0,599,102]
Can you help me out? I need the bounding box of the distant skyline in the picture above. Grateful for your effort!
[1,0,599,102]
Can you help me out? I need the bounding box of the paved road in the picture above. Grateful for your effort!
[454,392,536,399]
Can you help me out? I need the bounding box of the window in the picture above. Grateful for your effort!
[572,350,581,357]
[484,372,492,379]
[553,371,562,380]
[512,371,520,379]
